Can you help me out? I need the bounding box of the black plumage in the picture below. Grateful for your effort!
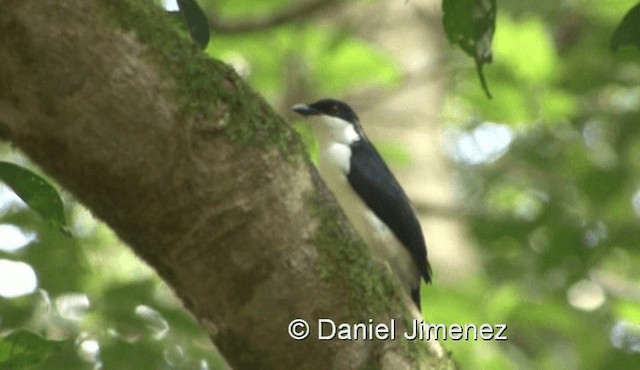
[293,98,432,310]
[347,139,432,308]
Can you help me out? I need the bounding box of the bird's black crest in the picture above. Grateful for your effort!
[306,99,360,125]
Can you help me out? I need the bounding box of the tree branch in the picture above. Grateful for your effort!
[0,0,451,368]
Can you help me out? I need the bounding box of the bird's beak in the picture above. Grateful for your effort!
[292,104,319,116]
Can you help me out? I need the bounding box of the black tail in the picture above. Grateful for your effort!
[411,288,421,312]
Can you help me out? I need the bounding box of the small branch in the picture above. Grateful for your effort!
[206,0,341,34]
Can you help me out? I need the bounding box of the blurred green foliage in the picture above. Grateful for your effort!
[438,0,640,368]
[0,330,72,368]
[205,25,401,99]
[1,0,640,369]
[443,0,497,98]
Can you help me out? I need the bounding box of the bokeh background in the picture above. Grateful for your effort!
[1,0,639,368]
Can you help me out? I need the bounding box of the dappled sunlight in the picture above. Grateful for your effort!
[76,334,102,369]
[135,304,170,341]
[163,344,186,367]
[444,122,513,165]
[0,223,37,251]
[0,259,37,297]
[610,321,640,353]
[0,185,27,214]
[567,279,606,311]
[0,180,220,368]
[632,189,640,217]
[70,207,99,238]
[56,293,91,321]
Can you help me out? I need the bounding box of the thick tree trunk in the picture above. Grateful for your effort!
[0,0,450,368]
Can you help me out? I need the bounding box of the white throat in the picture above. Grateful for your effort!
[310,115,360,147]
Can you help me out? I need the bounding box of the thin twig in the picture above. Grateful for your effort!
[207,0,342,34]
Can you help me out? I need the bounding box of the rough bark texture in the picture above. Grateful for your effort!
[0,0,451,369]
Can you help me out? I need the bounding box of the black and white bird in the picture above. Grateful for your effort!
[292,99,432,311]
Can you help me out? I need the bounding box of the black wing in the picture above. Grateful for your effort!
[347,140,432,284]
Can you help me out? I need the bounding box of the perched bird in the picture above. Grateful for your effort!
[292,99,432,311]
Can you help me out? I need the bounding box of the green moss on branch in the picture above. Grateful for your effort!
[100,0,303,158]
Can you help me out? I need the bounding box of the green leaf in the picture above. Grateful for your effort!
[0,162,67,231]
[611,2,640,51]
[0,330,69,368]
[177,0,210,49]
[443,0,496,98]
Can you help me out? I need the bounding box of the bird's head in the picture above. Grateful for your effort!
[292,99,364,145]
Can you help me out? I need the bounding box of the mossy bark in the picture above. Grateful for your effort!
[0,0,451,368]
